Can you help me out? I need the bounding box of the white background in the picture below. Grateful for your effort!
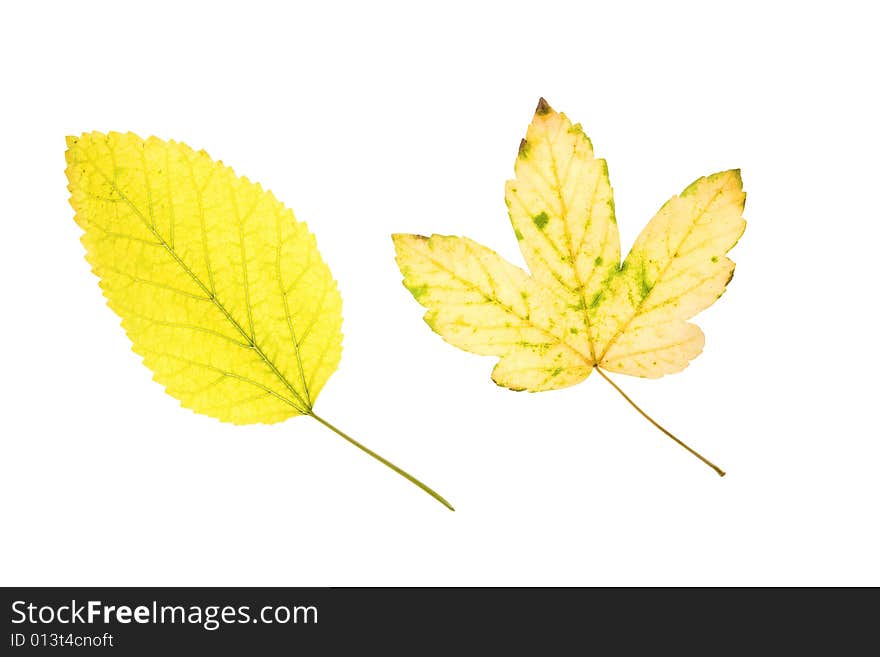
[1,1,878,586]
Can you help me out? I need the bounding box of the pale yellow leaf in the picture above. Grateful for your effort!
[394,100,745,388]
[592,170,746,377]
[505,98,619,360]
[392,234,591,391]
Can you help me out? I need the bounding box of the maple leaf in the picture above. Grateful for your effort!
[393,99,745,475]
[67,132,452,509]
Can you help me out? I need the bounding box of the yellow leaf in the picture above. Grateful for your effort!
[393,100,746,475]
[505,97,619,362]
[67,132,452,508]
[67,131,341,424]
[592,170,745,378]
[393,234,591,391]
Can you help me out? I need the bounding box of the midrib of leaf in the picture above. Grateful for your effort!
[596,186,726,363]
[542,125,600,363]
[82,151,311,414]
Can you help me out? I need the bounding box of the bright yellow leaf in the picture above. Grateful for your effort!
[67,131,342,424]
[67,132,452,508]
[393,100,746,475]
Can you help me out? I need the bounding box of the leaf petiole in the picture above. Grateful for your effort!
[594,368,726,477]
[309,412,455,511]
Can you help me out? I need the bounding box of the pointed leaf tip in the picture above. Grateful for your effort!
[391,233,428,245]
[536,97,552,115]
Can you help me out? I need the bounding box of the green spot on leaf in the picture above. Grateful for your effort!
[407,283,428,300]
[551,367,563,377]
[533,211,549,230]
[711,255,719,263]
[638,262,652,300]
[594,256,603,266]
[514,228,524,241]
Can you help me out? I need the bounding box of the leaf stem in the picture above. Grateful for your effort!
[308,412,455,511]
[594,368,726,477]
